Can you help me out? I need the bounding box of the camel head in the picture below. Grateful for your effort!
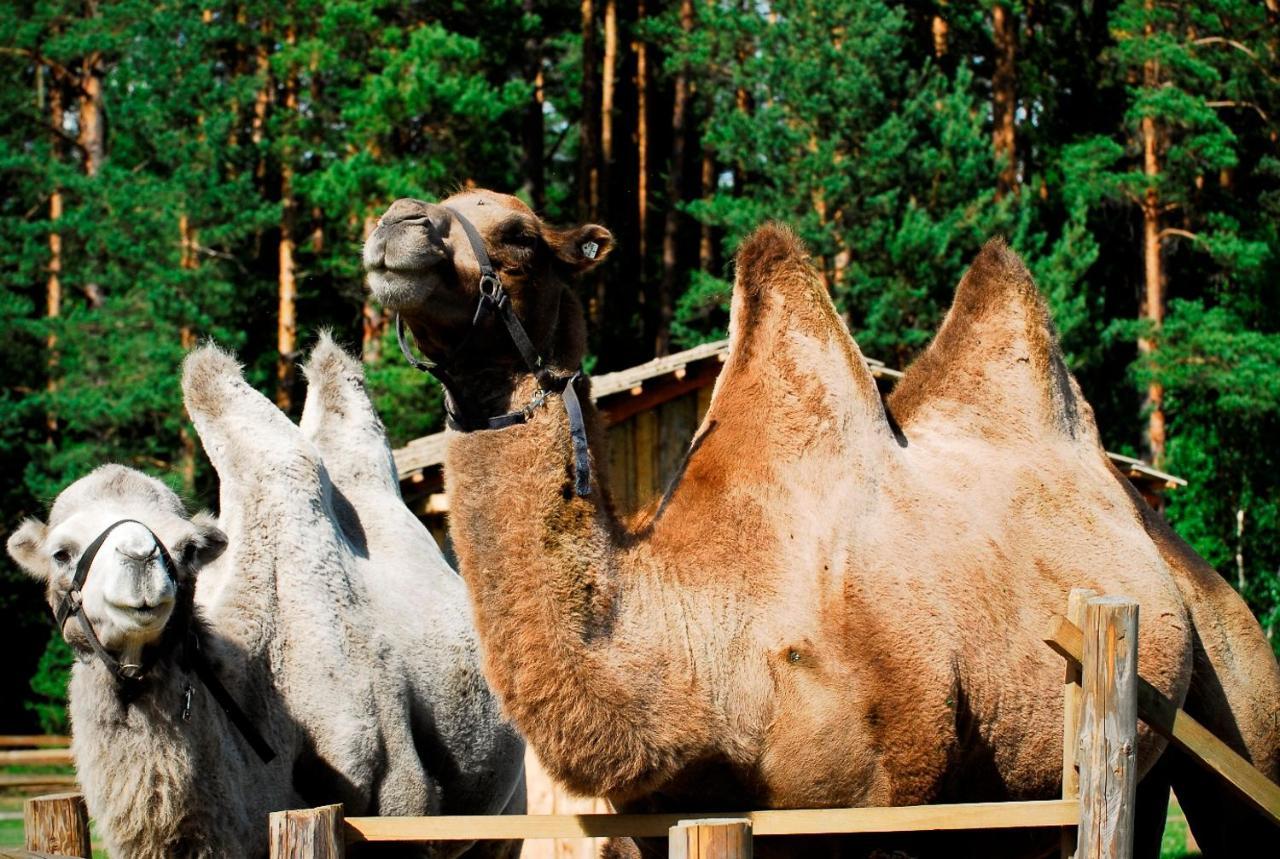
[363,189,613,377]
[7,465,226,665]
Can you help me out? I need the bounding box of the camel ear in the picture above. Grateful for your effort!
[547,224,614,273]
[887,239,1096,444]
[7,518,50,581]
[173,512,228,571]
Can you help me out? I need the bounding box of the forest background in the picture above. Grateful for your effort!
[1,0,1277,733]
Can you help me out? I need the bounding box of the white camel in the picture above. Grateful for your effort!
[7,336,525,858]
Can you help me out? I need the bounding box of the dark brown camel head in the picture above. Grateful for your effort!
[363,189,613,376]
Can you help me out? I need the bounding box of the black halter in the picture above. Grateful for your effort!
[396,205,593,497]
[54,519,275,763]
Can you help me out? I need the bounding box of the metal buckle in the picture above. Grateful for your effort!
[479,273,502,301]
[521,389,550,419]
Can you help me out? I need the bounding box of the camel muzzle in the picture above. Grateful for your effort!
[55,519,277,764]
[393,204,595,498]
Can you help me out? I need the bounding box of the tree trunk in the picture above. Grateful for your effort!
[657,0,694,356]
[251,34,272,179]
[522,0,546,210]
[992,4,1018,198]
[699,151,714,271]
[276,29,299,411]
[932,1,949,58]
[601,0,617,169]
[1138,9,1166,468]
[178,214,199,492]
[580,0,600,220]
[360,214,385,363]
[45,65,64,439]
[1235,503,1246,592]
[78,43,105,308]
[635,0,648,263]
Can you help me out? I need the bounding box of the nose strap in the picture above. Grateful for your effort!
[52,518,276,764]
[54,519,175,682]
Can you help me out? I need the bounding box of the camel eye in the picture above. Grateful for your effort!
[506,232,537,250]
[52,548,72,566]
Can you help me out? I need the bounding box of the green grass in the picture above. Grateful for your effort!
[0,816,24,848]
[1160,795,1201,859]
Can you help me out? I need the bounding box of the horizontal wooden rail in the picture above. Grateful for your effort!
[1045,614,1280,828]
[344,799,1079,843]
[0,775,78,789]
[0,750,74,767]
[0,737,70,749]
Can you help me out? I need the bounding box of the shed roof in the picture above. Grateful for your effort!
[392,339,1185,491]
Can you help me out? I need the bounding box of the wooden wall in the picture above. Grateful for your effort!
[604,384,712,517]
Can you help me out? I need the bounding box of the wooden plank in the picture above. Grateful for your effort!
[606,419,636,515]
[0,775,77,789]
[1062,588,1097,859]
[669,819,752,859]
[633,409,659,507]
[23,794,90,859]
[343,799,1079,842]
[657,392,699,493]
[270,804,344,859]
[695,382,713,422]
[599,360,724,426]
[1077,596,1138,859]
[0,851,82,859]
[0,737,70,748]
[1044,614,1280,827]
[0,750,74,766]
[521,746,609,859]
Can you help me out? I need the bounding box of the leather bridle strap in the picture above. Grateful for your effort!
[54,519,275,764]
[395,206,593,497]
[55,519,167,682]
[184,633,276,763]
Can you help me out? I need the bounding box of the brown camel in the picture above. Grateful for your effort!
[362,190,1280,857]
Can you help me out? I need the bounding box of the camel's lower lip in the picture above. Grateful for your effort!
[107,603,171,628]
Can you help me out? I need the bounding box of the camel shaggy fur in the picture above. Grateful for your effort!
[365,190,1280,858]
[8,336,525,858]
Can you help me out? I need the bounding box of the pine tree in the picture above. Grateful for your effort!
[661,0,1010,365]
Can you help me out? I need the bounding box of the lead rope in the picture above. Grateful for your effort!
[394,206,593,497]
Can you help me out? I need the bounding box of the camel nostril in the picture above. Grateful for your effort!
[116,544,159,564]
[379,198,434,229]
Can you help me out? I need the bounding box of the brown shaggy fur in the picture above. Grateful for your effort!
[363,193,1280,859]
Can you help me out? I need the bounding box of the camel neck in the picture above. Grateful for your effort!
[444,382,714,800]
[69,644,268,857]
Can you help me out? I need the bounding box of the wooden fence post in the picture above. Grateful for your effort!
[1077,596,1138,859]
[269,804,345,859]
[668,818,752,859]
[23,792,91,858]
[1061,587,1097,859]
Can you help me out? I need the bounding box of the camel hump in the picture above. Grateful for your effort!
[735,222,813,300]
[182,342,326,490]
[887,239,1096,444]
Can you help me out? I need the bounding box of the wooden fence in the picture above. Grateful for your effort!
[0,737,75,792]
[18,591,1280,859]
